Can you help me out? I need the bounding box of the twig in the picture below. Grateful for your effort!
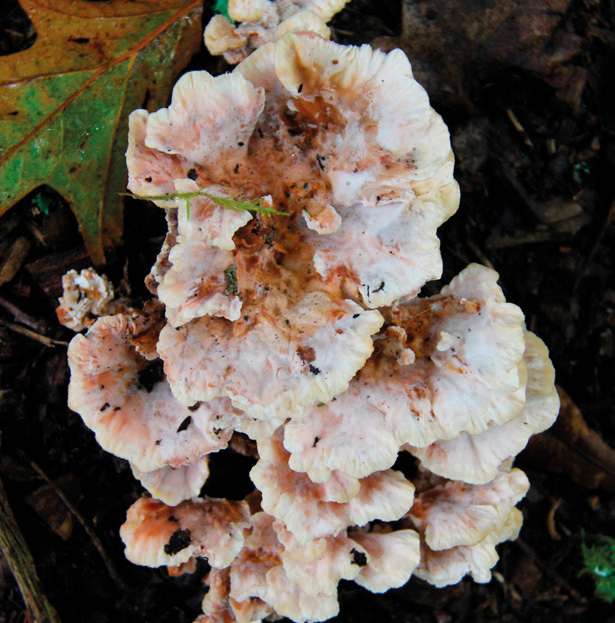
[0,319,68,348]
[27,459,129,592]
[0,475,62,623]
[466,239,495,270]
[0,295,43,331]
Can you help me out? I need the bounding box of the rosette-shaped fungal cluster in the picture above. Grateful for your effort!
[66,22,559,623]
[205,0,349,64]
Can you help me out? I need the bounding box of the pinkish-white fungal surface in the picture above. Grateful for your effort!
[131,458,210,508]
[284,264,528,483]
[67,313,232,475]
[408,330,560,484]
[408,469,529,551]
[62,22,560,623]
[120,496,250,568]
[204,1,347,64]
[349,529,421,593]
[412,507,524,588]
[228,512,341,622]
[251,436,415,544]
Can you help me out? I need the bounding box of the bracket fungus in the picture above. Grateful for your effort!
[64,16,559,623]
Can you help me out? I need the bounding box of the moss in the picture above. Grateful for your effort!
[581,534,615,603]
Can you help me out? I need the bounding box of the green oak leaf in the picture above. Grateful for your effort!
[0,0,204,264]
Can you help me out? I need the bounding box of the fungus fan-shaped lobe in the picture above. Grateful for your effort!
[156,180,251,327]
[408,330,560,484]
[127,70,266,209]
[145,71,265,166]
[405,468,528,588]
[229,512,340,623]
[275,524,371,597]
[67,313,232,474]
[199,567,273,623]
[204,0,341,65]
[271,33,459,306]
[235,34,458,307]
[126,110,189,202]
[251,436,415,544]
[120,496,250,569]
[284,264,528,484]
[131,458,210,507]
[349,530,421,593]
[408,469,529,551]
[159,291,383,422]
[413,508,524,588]
[310,198,447,308]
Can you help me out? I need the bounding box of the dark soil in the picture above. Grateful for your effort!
[1,1,615,623]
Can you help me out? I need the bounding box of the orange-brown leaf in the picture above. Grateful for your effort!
[0,0,204,263]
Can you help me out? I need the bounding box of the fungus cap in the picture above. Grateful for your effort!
[349,529,421,593]
[413,508,523,588]
[204,0,341,64]
[408,468,529,551]
[67,313,232,474]
[408,331,560,483]
[284,264,528,484]
[274,523,370,596]
[159,296,383,423]
[229,512,340,622]
[120,496,250,568]
[131,458,210,507]
[251,437,415,544]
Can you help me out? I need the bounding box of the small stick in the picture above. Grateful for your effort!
[0,319,68,348]
[0,295,43,331]
[28,460,129,592]
[466,239,495,270]
[0,475,62,623]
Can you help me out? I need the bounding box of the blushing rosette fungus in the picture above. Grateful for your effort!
[64,22,559,623]
[204,0,349,64]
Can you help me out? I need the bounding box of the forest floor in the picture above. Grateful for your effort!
[1,1,615,622]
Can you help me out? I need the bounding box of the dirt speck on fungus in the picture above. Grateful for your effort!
[163,529,192,556]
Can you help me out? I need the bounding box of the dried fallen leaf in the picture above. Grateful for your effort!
[522,386,615,492]
[24,474,76,541]
[0,0,204,264]
[0,236,31,287]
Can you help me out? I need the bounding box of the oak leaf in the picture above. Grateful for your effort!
[0,0,204,264]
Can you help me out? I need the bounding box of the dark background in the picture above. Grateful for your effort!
[1,1,614,622]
